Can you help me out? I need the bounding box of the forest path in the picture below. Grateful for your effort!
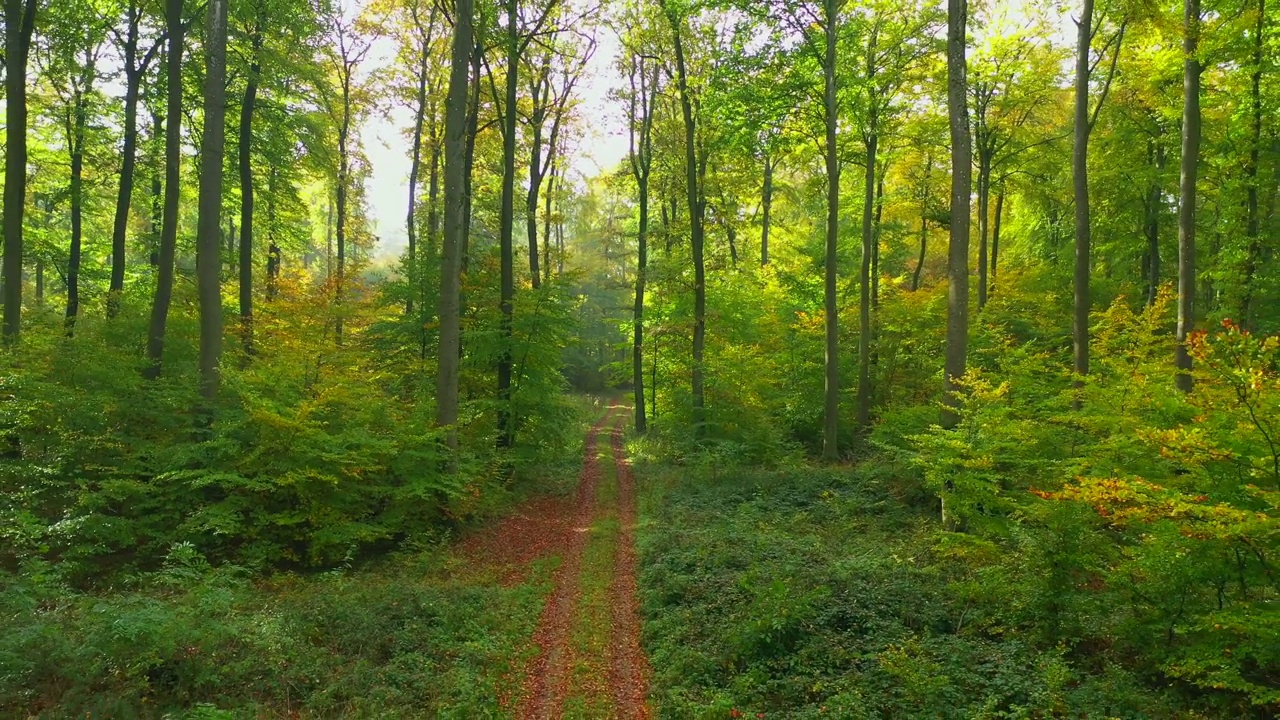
[509,405,652,720]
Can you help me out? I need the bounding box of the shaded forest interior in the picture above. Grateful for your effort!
[2,0,1279,715]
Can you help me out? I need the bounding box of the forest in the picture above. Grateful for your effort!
[0,0,1278,714]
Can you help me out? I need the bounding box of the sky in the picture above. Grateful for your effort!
[356,9,628,260]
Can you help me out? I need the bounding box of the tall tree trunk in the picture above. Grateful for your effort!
[149,107,163,267]
[437,0,472,451]
[109,2,148,318]
[977,152,991,309]
[239,30,262,355]
[526,102,546,289]
[1146,140,1164,307]
[991,190,1004,295]
[913,157,931,292]
[822,0,841,459]
[943,0,972,432]
[145,0,186,378]
[427,102,442,258]
[872,172,884,309]
[556,211,565,275]
[496,0,520,448]
[325,191,334,278]
[668,2,706,434]
[266,167,280,300]
[1072,0,1094,391]
[856,133,876,431]
[727,221,738,267]
[633,178,649,434]
[2,0,36,344]
[196,0,229,402]
[66,89,88,335]
[406,17,429,317]
[1176,0,1200,393]
[335,74,353,344]
[462,42,481,273]
[1239,0,1265,328]
[761,154,773,266]
[543,160,555,285]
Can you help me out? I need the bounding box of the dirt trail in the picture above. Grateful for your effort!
[498,406,651,720]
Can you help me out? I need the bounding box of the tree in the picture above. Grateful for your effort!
[107,0,164,318]
[850,1,941,431]
[621,21,661,434]
[320,12,372,346]
[236,2,265,354]
[1175,0,1200,392]
[524,26,593,290]
[39,0,108,334]
[664,0,709,436]
[144,0,186,378]
[942,0,971,433]
[968,12,1060,308]
[2,0,39,344]
[196,0,229,401]
[1071,0,1125,394]
[437,0,474,451]
[1237,0,1265,328]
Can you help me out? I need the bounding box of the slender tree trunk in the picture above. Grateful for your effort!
[977,153,991,309]
[462,43,481,273]
[526,112,545,289]
[634,179,649,434]
[856,133,876,431]
[991,190,1004,295]
[326,191,334,278]
[1072,0,1094,392]
[2,0,36,344]
[437,0,472,451]
[66,93,88,335]
[1176,0,1201,393]
[427,102,442,258]
[149,107,163,267]
[496,0,519,448]
[109,3,144,318]
[668,3,707,434]
[406,21,429,316]
[1146,140,1164,307]
[761,155,773,266]
[196,0,228,402]
[556,212,565,275]
[1239,0,1265,328]
[335,62,354,346]
[822,0,841,459]
[266,167,280,300]
[943,0,972,433]
[913,157,931,292]
[35,258,43,306]
[239,31,261,355]
[543,160,555,286]
[872,173,884,308]
[727,221,738,267]
[145,0,186,377]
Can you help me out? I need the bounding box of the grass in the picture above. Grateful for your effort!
[1,542,553,719]
[634,459,1219,720]
[563,430,621,720]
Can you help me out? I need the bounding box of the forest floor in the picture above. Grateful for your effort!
[467,404,652,719]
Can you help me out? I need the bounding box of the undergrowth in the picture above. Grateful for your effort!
[0,536,551,718]
[635,460,1248,719]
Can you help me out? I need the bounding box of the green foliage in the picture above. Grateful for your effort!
[1,270,585,579]
[636,462,1220,719]
[0,542,547,717]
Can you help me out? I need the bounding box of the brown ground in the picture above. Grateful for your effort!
[459,406,652,719]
